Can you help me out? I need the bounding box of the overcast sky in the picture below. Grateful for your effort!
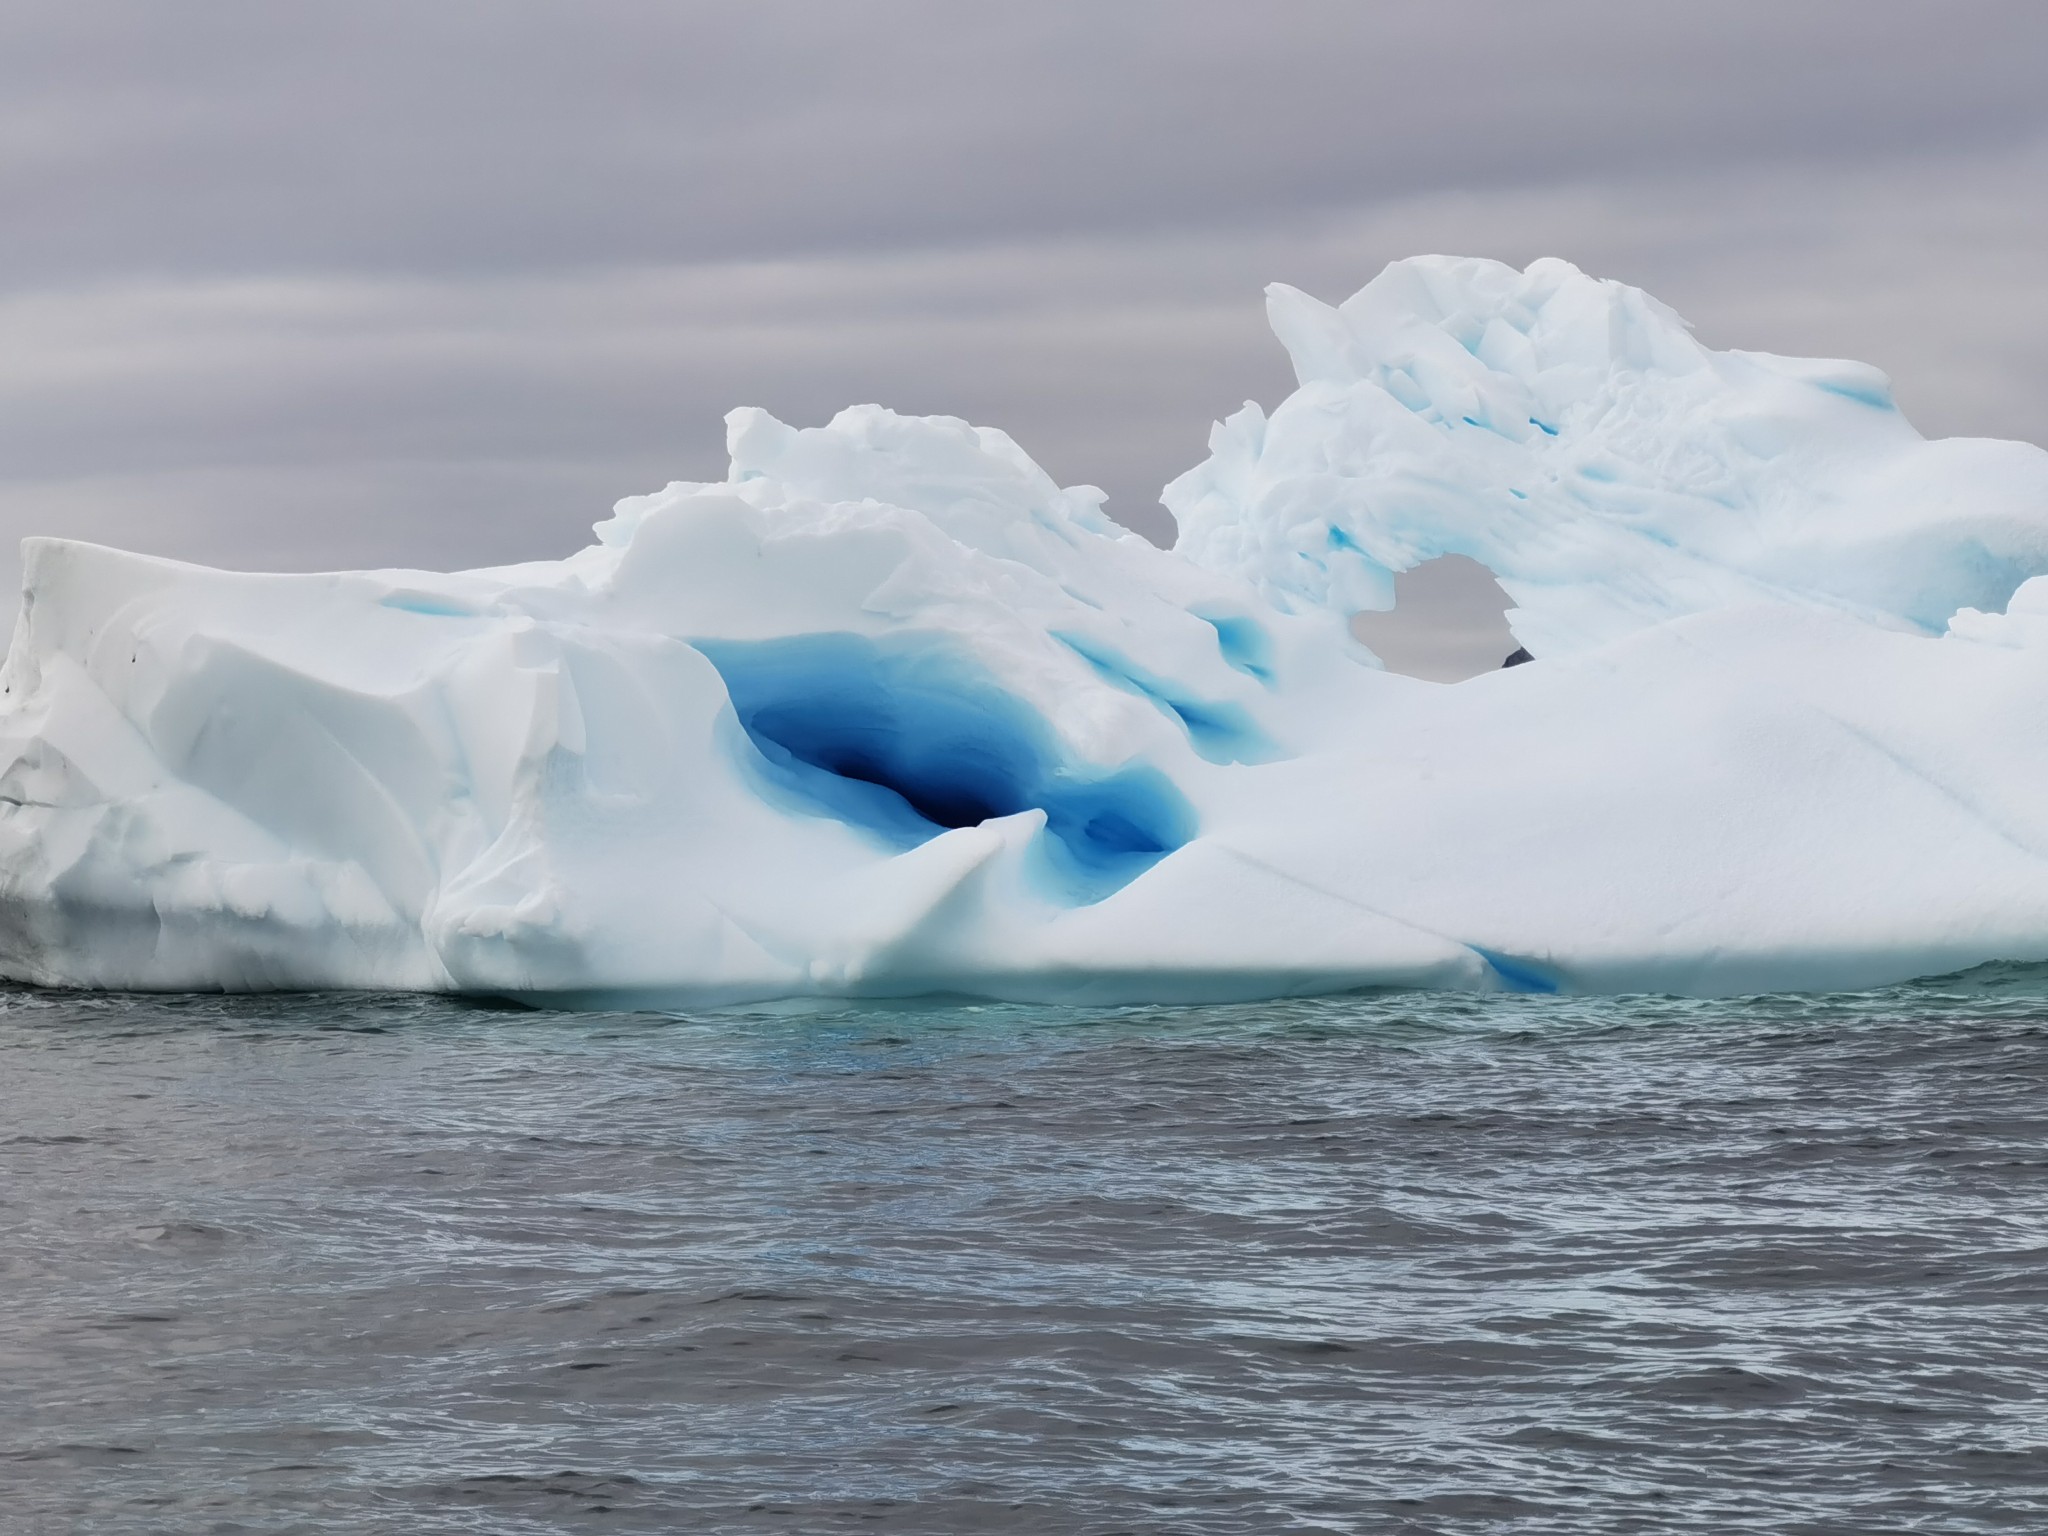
[4,1,2046,644]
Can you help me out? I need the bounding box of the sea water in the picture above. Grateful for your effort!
[6,974,2048,1534]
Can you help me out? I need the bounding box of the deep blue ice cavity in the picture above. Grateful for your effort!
[694,632,1194,902]
[1193,611,1275,684]
[1051,631,1272,765]
[1471,946,1562,995]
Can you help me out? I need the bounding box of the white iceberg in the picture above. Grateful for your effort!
[4,255,2047,1005]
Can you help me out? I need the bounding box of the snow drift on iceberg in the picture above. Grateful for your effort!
[4,255,2048,1005]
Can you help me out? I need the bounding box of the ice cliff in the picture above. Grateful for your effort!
[5,255,2048,1004]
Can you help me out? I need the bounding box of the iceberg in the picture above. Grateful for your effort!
[4,255,2048,1005]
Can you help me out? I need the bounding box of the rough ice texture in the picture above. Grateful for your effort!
[4,255,2048,1005]
[1168,257,2048,655]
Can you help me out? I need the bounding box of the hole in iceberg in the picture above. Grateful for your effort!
[1347,554,1524,683]
[694,632,1194,903]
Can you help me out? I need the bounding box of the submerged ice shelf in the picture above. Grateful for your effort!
[5,255,2048,1005]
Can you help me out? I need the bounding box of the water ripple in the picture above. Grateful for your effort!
[5,972,2048,1531]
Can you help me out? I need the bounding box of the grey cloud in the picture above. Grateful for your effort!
[1,2,2045,284]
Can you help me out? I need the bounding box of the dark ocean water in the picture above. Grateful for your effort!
[6,973,2048,1535]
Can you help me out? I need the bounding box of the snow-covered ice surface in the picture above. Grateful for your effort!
[5,255,2048,1006]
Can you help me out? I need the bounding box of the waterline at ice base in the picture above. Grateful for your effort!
[6,255,2048,1007]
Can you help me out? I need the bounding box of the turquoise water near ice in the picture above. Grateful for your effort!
[7,971,2048,1533]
